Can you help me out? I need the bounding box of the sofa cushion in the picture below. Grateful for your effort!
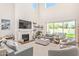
[48,46,78,56]
[35,38,50,46]
[5,40,17,51]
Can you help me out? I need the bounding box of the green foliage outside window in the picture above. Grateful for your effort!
[47,21,75,38]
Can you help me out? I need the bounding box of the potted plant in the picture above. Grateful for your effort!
[35,31,42,39]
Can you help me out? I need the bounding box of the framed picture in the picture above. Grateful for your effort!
[1,19,10,30]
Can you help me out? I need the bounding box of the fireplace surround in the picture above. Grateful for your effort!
[17,30,33,43]
[22,34,29,42]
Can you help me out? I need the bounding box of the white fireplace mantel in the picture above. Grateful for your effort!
[17,30,33,41]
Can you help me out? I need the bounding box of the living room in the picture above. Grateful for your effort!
[0,3,79,56]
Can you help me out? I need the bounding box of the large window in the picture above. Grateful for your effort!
[47,20,75,38]
[32,3,56,10]
[32,3,37,10]
[63,21,75,38]
[47,23,54,34]
[53,22,63,34]
[45,3,56,8]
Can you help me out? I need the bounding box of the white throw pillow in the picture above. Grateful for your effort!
[7,40,15,46]
[40,38,44,40]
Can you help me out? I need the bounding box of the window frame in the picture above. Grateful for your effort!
[47,20,76,38]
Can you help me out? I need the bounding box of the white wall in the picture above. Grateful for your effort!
[14,3,37,40]
[0,3,15,37]
[0,3,39,40]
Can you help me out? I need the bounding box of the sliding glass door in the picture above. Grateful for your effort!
[47,20,75,38]
[47,23,54,34]
[53,22,63,34]
[63,21,75,38]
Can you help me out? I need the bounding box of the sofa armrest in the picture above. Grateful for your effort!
[14,47,33,56]
[8,51,15,56]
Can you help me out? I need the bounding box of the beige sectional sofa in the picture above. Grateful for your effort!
[48,46,79,56]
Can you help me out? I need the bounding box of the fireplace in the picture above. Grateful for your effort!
[22,34,29,42]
